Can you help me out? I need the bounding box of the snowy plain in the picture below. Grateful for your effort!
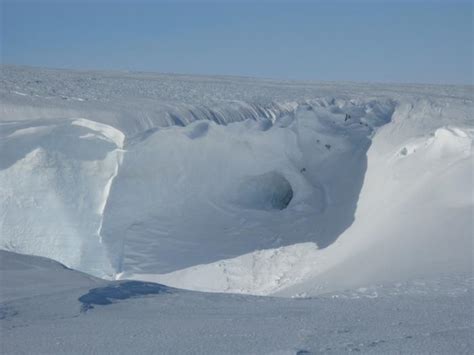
[0,65,473,353]
[1,250,472,354]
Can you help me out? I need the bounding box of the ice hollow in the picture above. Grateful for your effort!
[235,172,293,210]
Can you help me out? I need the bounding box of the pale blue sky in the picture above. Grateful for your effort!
[1,0,472,84]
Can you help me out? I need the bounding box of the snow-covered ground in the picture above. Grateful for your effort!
[0,65,473,353]
[1,250,472,354]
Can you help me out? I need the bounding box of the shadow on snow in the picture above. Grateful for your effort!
[78,281,172,312]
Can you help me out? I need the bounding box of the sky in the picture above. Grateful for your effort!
[1,0,472,84]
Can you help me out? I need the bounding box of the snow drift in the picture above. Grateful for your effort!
[0,65,472,296]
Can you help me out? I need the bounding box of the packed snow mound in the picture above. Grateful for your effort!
[0,118,124,276]
[275,123,473,296]
[0,65,472,296]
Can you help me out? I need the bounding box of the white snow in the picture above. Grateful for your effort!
[0,66,472,293]
[1,250,472,354]
[0,116,124,276]
[0,65,473,352]
[147,101,473,296]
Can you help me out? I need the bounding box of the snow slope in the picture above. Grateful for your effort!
[1,250,472,354]
[0,65,472,297]
[146,99,473,296]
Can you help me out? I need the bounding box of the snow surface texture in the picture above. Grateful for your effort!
[0,66,473,298]
[1,250,472,354]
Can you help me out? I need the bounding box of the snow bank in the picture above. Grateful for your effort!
[144,99,472,296]
[0,65,472,296]
[0,118,124,276]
